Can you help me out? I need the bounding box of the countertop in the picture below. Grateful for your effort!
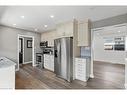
[76,56,91,59]
[0,57,16,68]
[44,54,54,56]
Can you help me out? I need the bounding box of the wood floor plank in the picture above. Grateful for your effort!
[16,61,125,89]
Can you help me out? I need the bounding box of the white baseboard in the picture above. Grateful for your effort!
[94,60,125,65]
[33,64,37,67]
[23,61,32,64]
[15,68,19,71]
[90,74,94,78]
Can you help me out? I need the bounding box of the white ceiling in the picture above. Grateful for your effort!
[0,6,127,33]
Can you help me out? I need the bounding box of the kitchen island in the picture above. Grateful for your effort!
[0,57,16,89]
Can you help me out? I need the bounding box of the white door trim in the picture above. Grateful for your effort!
[90,28,94,78]
[18,37,24,64]
[17,34,35,71]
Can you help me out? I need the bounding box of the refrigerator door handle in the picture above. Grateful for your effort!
[55,50,58,57]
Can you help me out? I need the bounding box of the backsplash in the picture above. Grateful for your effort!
[80,47,91,57]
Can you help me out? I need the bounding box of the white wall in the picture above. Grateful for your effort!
[0,25,41,69]
[93,24,126,64]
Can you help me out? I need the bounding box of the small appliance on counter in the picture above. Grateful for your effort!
[0,57,16,89]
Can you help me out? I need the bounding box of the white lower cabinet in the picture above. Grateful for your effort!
[75,58,90,82]
[44,54,54,72]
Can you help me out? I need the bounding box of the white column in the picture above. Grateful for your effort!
[125,36,127,89]
[90,29,94,78]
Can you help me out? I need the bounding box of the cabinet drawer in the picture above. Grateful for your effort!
[76,74,86,80]
[76,67,85,73]
[76,73,85,77]
[75,60,86,63]
[75,58,86,61]
[75,63,85,68]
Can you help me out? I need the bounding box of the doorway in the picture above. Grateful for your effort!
[91,24,126,89]
[17,35,35,71]
[19,38,23,65]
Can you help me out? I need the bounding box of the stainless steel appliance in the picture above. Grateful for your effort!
[54,37,73,82]
[40,41,48,48]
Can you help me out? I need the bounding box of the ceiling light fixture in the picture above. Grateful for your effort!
[34,29,38,31]
[13,24,16,26]
[44,25,48,28]
[118,31,121,33]
[50,15,54,18]
[21,15,25,19]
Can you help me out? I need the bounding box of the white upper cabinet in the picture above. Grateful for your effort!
[48,39,54,47]
[64,22,73,37]
[77,20,91,46]
[41,20,75,47]
[56,21,74,38]
[56,24,65,38]
[41,30,56,47]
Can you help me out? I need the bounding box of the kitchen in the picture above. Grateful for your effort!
[0,6,126,89]
[36,19,91,82]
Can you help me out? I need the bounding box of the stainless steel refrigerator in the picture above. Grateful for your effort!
[54,37,73,82]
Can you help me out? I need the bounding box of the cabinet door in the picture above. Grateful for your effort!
[56,24,65,38]
[64,22,73,37]
[48,39,54,47]
[50,56,54,71]
[44,60,49,69]
[78,22,90,46]
[44,55,50,69]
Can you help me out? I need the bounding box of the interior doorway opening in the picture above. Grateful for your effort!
[91,24,126,89]
[17,35,34,70]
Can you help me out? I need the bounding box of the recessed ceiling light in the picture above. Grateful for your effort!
[21,15,25,19]
[34,29,38,31]
[118,31,121,33]
[13,24,16,26]
[50,15,54,18]
[44,25,48,28]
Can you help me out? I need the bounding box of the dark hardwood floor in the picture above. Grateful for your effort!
[16,61,125,89]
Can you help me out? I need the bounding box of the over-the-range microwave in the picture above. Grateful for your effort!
[40,41,48,47]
